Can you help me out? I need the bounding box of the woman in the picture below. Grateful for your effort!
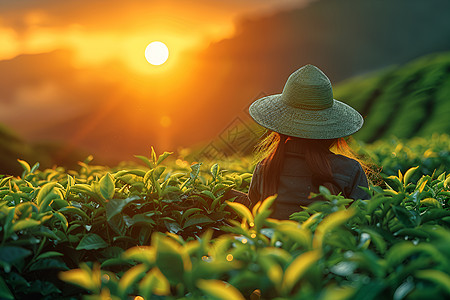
[245,64,370,219]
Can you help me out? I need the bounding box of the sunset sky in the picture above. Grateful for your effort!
[0,0,306,72]
[1,0,449,165]
[0,0,311,162]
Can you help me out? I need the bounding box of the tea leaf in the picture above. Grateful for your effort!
[99,173,115,200]
[59,266,96,292]
[197,279,245,300]
[36,182,58,205]
[404,166,419,185]
[183,214,214,229]
[415,270,450,294]
[139,267,170,297]
[313,209,355,248]
[76,233,108,250]
[156,151,173,166]
[226,201,254,225]
[0,277,14,300]
[154,234,186,283]
[123,246,156,265]
[393,206,420,228]
[35,251,64,260]
[211,163,219,180]
[118,264,148,298]
[17,159,31,175]
[106,195,140,221]
[12,219,40,232]
[258,195,277,215]
[29,258,69,271]
[281,250,321,293]
[0,246,32,264]
[135,155,153,168]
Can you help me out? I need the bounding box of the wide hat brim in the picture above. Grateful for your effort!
[249,94,364,139]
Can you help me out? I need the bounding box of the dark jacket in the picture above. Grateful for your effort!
[248,139,369,219]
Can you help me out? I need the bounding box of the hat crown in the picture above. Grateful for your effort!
[281,64,333,110]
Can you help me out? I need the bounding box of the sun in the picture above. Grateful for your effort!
[145,41,169,66]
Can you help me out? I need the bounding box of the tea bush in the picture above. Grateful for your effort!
[0,137,449,299]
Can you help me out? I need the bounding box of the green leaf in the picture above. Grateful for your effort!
[135,155,153,168]
[76,233,108,250]
[156,151,173,166]
[210,163,219,180]
[106,195,140,221]
[226,201,254,224]
[361,228,387,254]
[35,251,64,260]
[59,206,89,220]
[53,211,68,231]
[99,173,115,200]
[386,242,445,268]
[183,214,214,229]
[313,209,355,248]
[139,267,170,297]
[404,166,419,185]
[276,224,312,249]
[59,264,98,292]
[151,147,158,166]
[154,234,186,284]
[122,246,156,265]
[30,162,40,174]
[0,246,32,265]
[258,195,277,215]
[0,277,14,300]
[421,208,450,224]
[118,264,149,298]
[28,280,61,296]
[393,206,420,228]
[12,219,40,232]
[108,214,126,236]
[319,185,331,196]
[17,159,31,175]
[201,190,216,200]
[281,250,321,294]
[181,208,203,222]
[420,198,441,208]
[29,258,69,271]
[197,279,245,300]
[415,269,450,294]
[36,182,58,205]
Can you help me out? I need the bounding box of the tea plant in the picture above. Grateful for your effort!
[0,137,449,299]
[58,167,450,299]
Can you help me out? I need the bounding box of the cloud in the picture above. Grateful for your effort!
[0,0,310,66]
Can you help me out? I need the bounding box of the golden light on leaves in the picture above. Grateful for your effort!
[226,254,233,262]
[145,41,169,65]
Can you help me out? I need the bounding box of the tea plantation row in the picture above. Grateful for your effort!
[0,134,449,299]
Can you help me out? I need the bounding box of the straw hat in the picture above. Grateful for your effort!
[249,64,363,139]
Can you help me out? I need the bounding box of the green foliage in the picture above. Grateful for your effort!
[334,52,450,142]
[0,137,449,299]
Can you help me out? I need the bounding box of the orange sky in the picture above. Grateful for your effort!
[0,0,312,163]
[0,0,306,73]
[3,0,444,165]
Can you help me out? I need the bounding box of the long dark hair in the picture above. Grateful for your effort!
[253,130,369,200]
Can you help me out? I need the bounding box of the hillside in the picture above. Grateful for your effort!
[0,123,88,176]
[1,0,450,162]
[334,52,450,142]
[188,52,450,159]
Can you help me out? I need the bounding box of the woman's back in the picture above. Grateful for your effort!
[249,138,369,219]
[245,64,370,219]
